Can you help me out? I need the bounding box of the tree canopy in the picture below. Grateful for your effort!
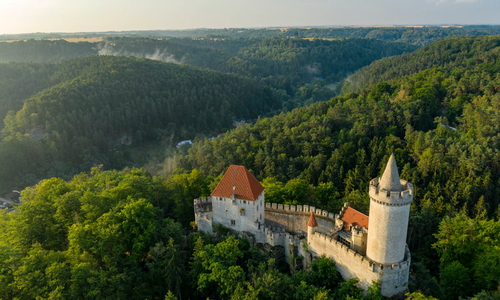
[1,34,500,299]
[0,56,283,191]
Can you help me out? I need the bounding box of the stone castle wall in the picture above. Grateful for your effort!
[308,231,410,296]
[264,203,337,234]
[194,197,213,233]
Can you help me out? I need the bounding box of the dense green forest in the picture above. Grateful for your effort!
[0,37,416,192]
[342,36,500,94]
[172,36,500,299]
[0,37,416,99]
[1,35,500,299]
[0,61,98,127]
[0,40,96,63]
[101,37,416,98]
[0,56,282,191]
[2,25,500,46]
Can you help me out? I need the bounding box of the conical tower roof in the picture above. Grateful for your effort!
[307,212,318,227]
[379,154,402,191]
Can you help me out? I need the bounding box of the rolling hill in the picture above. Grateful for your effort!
[0,56,283,191]
[342,36,500,93]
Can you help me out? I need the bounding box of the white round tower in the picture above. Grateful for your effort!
[366,154,413,264]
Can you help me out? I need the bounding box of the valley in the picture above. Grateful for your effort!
[0,24,499,300]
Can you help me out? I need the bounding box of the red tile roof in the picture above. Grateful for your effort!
[341,207,369,231]
[307,212,318,227]
[211,165,264,201]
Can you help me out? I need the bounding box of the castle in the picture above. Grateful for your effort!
[194,154,413,297]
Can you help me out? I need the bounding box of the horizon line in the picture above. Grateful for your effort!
[1,24,500,36]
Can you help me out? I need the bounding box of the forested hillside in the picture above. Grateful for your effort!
[0,62,93,126]
[0,36,417,192]
[176,36,500,299]
[0,37,416,110]
[342,36,500,94]
[0,39,95,63]
[0,56,282,191]
[0,37,416,101]
[103,37,416,99]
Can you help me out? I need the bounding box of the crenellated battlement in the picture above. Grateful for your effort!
[194,197,214,233]
[369,178,413,206]
[194,197,213,214]
[352,225,367,237]
[338,202,350,219]
[194,196,213,205]
[265,202,338,220]
[309,231,411,271]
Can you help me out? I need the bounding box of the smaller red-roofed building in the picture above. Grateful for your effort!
[340,207,369,232]
[336,204,369,256]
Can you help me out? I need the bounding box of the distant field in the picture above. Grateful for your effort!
[0,37,103,43]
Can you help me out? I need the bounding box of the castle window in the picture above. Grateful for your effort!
[230,220,236,226]
[338,231,352,248]
[239,208,245,216]
[339,236,351,248]
[243,200,246,204]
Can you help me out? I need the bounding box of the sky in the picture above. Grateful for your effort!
[1,0,499,34]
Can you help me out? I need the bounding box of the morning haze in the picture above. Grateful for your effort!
[1,0,499,34]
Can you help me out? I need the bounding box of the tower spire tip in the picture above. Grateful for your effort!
[379,154,402,191]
